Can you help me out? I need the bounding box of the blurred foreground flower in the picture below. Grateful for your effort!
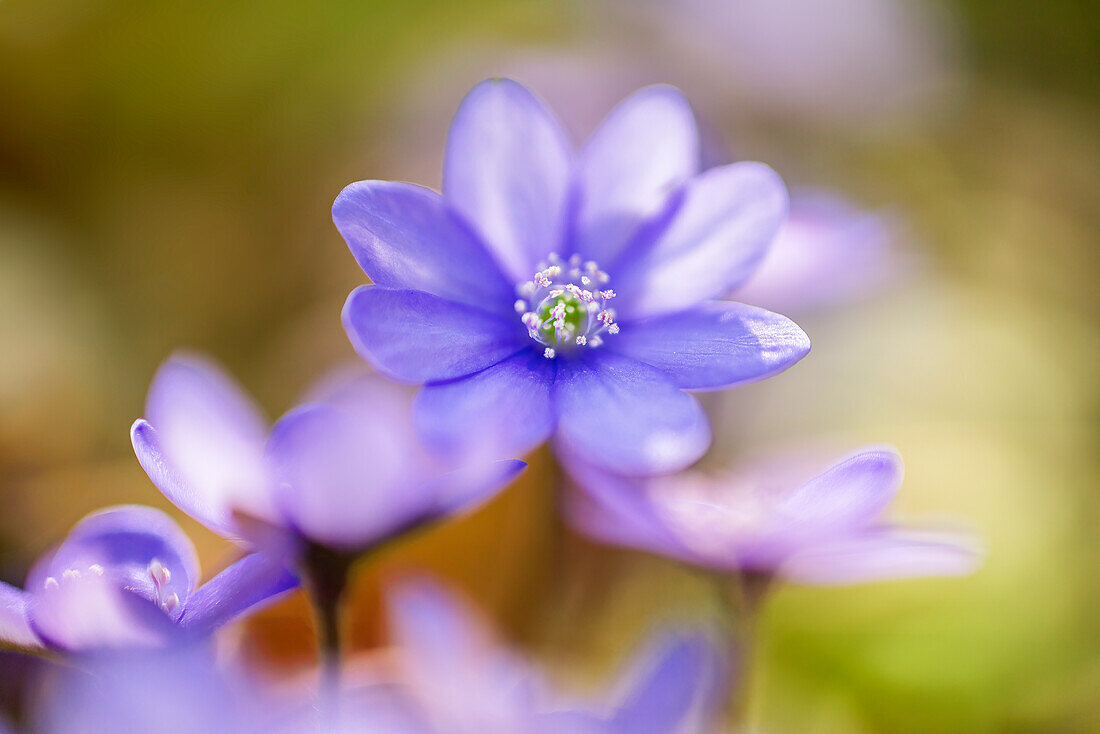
[130,354,525,561]
[33,647,431,734]
[388,578,724,733]
[0,506,294,653]
[566,446,981,586]
[21,583,722,734]
[336,78,810,476]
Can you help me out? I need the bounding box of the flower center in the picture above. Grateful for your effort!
[40,558,180,617]
[514,253,619,359]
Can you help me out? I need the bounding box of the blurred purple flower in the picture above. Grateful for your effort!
[0,506,294,653]
[34,647,433,734]
[733,191,906,316]
[565,446,981,585]
[130,354,525,557]
[387,578,724,733]
[646,0,959,125]
[335,79,810,476]
[36,648,261,734]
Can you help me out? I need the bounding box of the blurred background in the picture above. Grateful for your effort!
[0,0,1097,731]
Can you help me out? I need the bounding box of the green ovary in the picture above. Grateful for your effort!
[536,292,589,344]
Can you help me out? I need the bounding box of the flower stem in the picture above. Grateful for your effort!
[715,569,774,733]
[302,543,354,713]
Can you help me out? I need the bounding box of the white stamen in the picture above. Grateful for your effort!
[89,564,104,576]
[62,569,81,581]
[162,593,180,613]
[148,559,170,587]
[43,577,59,591]
[519,258,621,353]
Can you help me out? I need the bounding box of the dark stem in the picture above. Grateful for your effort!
[302,543,355,711]
[714,569,775,733]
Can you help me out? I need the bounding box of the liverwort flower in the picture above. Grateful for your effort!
[565,445,982,586]
[734,190,904,316]
[335,79,811,476]
[35,647,434,734]
[36,648,263,734]
[387,578,724,734]
[0,505,294,654]
[129,353,526,687]
[130,353,526,561]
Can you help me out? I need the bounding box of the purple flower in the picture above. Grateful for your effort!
[645,0,957,124]
[35,647,433,734]
[335,79,810,476]
[565,446,981,585]
[0,505,294,653]
[386,578,723,733]
[733,190,905,315]
[130,353,525,557]
[36,648,263,734]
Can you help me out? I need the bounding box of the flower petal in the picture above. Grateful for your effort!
[781,528,983,585]
[137,354,272,534]
[612,162,788,319]
[574,86,699,265]
[342,286,526,384]
[266,400,430,551]
[413,351,556,461]
[553,352,710,476]
[608,301,810,390]
[333,181,515,314]
[610,633,725,734]
[776,447,904,531]
[46,505,201,601]
[415,459,527,521]
[0,582,39,650]
[386,577,533,709]
[131,420,230,538]
[27,507,201,648]
[176,553,298,636]
[444,78,573,282]
[38,647,258,734]
[562,458,688,559]
[735,190,901,313]
[386,578,495,667]
[26,568,178,651]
